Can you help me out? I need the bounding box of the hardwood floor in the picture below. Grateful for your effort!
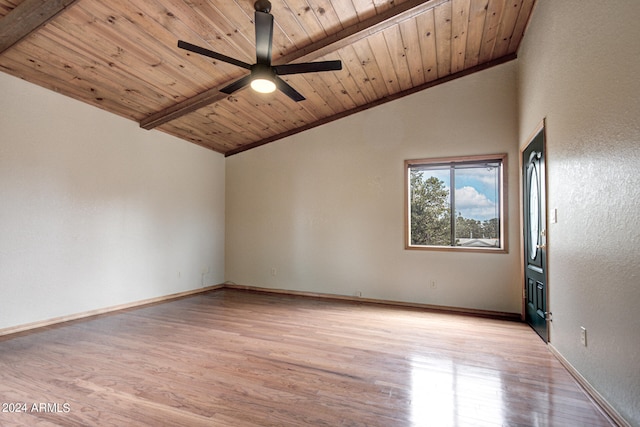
[0,289,614,426]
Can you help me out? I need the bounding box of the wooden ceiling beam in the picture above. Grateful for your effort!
[273,0,450,66]
[140,0,448,130]
[0,0,80,54]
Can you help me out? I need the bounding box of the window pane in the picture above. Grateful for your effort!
[409,168,451,246]
[454,164,500,248]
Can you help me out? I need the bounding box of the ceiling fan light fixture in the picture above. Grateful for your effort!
[250,64,276,94]
[250,77,276,93]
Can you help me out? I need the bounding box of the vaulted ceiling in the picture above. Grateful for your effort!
[0,0,535,156]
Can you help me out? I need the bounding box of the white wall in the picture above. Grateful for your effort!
[518,1,640,425]
[226,62,522,314]
[0,72,226,330]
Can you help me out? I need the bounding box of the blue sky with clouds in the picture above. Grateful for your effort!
[422,167,499,221]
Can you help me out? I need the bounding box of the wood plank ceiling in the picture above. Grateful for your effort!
[0,0,535,156]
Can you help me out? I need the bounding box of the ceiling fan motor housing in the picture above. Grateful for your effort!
[252,63,275,78]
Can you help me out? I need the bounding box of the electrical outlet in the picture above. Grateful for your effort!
[354,291,362,297]
[430,280,437,289]
[271,268,277,276]
[580,327,587,346]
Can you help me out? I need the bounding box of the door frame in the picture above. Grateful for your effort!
[520,119,550,341]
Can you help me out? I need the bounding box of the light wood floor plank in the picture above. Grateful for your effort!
[0,289,614,426]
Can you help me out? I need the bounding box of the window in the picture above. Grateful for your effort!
[405,154,507,252]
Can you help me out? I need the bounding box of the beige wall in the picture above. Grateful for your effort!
[518,1,640,425]
[0,72,226,330]
[226,61,522,314]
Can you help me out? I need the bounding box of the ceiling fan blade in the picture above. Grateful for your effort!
[178,40,252,70]
[274,76,305,102]
[220,74,253,94]
[254,11,273,65]
[273,60,343,75]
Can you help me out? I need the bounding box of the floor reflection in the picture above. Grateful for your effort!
[410,354,505,426]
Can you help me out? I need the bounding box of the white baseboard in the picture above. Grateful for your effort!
[548,344,630,427]
[0,284,224,337]
[224,283,521,321]
[1,283,521,337]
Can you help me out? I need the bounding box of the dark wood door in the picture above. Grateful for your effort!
[523,127,548,341]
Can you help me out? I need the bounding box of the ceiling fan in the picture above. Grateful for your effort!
[178,0,342,102]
